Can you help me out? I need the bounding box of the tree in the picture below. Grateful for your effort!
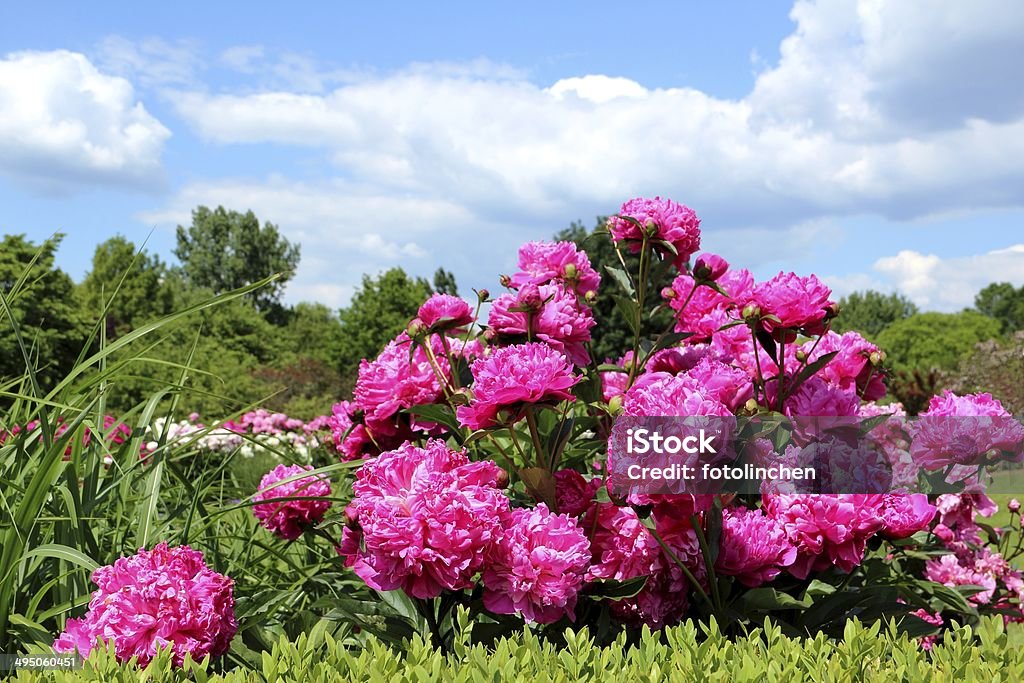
[174,206,300,314]
[432,268,459,296]
[79,236,173,339]
[950,332,1024,415]
[831,290,918,338]
[974,282,1024,333]
[555,220,676,361]
[876,311,1001,374]
[0,234,87,388]
[337,268,433,373]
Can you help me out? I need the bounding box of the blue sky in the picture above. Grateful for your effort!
[1,0,1022,312]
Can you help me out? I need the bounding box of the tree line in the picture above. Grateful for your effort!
[2,207,1022,418]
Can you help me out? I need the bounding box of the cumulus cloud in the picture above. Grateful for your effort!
[871,244,1024,310]
[167,0,1024,233]
[0,50,170,192]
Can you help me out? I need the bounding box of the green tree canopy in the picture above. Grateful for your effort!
[337,267,433,373]
[174,206,300,314]
[875,310,1002,374]
[974,282,1024,333]
[0,234,87,388]
[832,290,919,338]
[555,219,675,361]
[432,268,459,296]
[79,236,173,339]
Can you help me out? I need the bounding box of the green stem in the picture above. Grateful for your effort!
[626,236,651,389]
[650,527,716,616]
[524,405,547,470]
[690,514,722,614]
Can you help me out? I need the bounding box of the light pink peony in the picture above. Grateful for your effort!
[488,284,595,366]
[53,543,236,667]
[482,504,592,624]
[683,356,753,412]
[457,343,579,430]
[715,506,796,587]
[764,494,885,579]
[345,440,510,598]
[608,197,701,268]
[417,293,474,331]
[924,553,999,604]
[749,272,835,339]
[253,464,333,541]
[600,351,634,402]
[510,241,601,297]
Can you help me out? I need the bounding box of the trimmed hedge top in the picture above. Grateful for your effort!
[12,615,1024,683]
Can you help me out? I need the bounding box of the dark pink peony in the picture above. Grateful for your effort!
[554,469,602,516]
[457,343,579,430]
[802,331,886,401]
[715,506,796,587]
[253,464,333,541]
[683,356,753,412]
[488,284,595,366]
[482,503,591,624]
[764,494,885,579]
[53,543,236,667]
[346,440,510,598]
[326,400,379,462]
[878,494,936,540]
[608,197,702,268]
[749,272,835,339]
[417,293,474,331]
[666,269,754,343]
[510,241,601,297]
[693,253,729,282]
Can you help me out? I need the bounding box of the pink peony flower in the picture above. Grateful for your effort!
[354,332,451,436]
[326,400,379,462]
[682,356,753,412]
[554,469,602,516]
[253,464,333,541]
[457,343,579,430]
[666,269,755,343]
[510,241,601,297]
[346,440,510,598]
[646,346,709,375]
[782,376,860,417]
[53,543,236,667]
[878,494,936,539]
[488,284,595,366]
[600,351,634,402]
[608,197,701,268]
[802,331,886,401]
[417,293,474,331]
[693,253,729,282]
[924,553,999,604]
[912,391,1024,470]
[482,503,592,624]
[621,372,733,419]
[715,506,796,587]
[764,494,885,579]
[749,272,835,339]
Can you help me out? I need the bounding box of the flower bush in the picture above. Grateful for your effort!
[42,195,1024,669]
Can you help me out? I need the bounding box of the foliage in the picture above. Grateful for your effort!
[336,267,433,377]
[11,616,1024,682]
[950,332,1024,414]
[975,282,1024,334]
[432,268,459,296]
[831,290,918,338]
[78,237,174,339]
[555,219,675,361]
[0,234,88,390]
[174,206,300,315]
[876,311,1001,374]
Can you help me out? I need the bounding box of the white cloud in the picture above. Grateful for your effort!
[0,50,170,191]
[96,36,201,88]
[845,244,1024,311]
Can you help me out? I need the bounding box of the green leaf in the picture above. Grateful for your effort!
[583,576,648,601]
[604,266,635,297]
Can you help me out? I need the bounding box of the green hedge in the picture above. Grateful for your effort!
[11,616,1024,682]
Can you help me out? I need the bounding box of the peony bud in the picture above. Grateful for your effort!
[869,351,883,366]
[741,304,761,321]
[450,388,472,406]
[584,290,598,305]
[494,469,510,489]
[607,394,623,415]
[693,253,728,282]
[743,398,759,414]
[499,274,512,288]
[824,302,841,319]
[795,349,808,363]
[477,288,490,302]
[563,263,578,280]
[661,286,677,299]
[407,318,427,338]
[1010,499,1021,513]
[516,283,543,310]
